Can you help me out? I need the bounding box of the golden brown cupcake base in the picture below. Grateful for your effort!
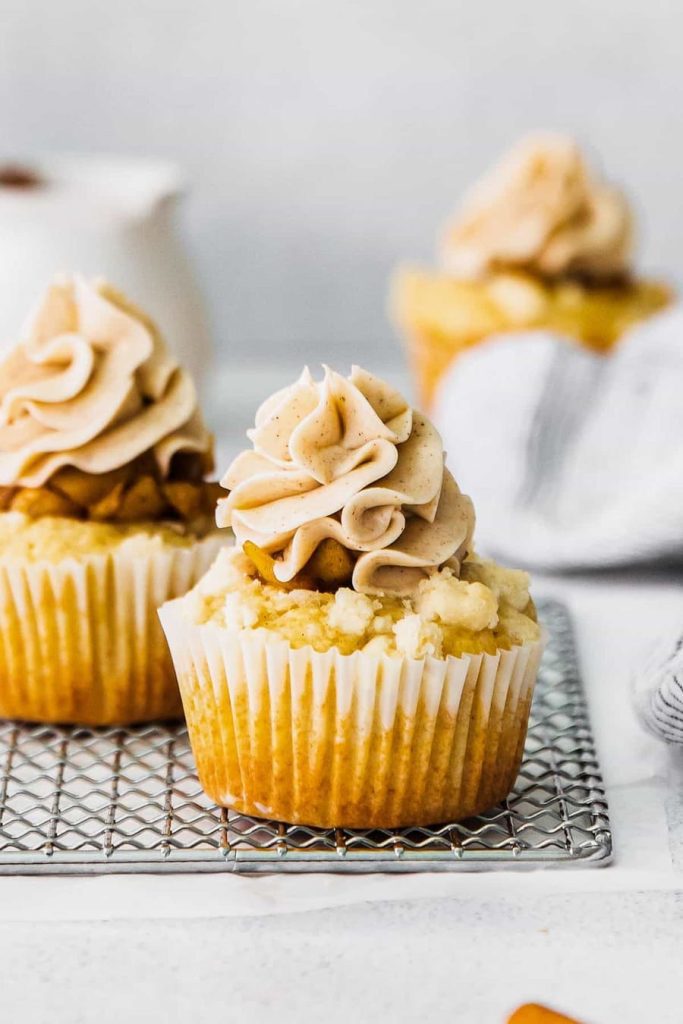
[160,600,543,829]
[0,528,223,725]
[392,267,671,409]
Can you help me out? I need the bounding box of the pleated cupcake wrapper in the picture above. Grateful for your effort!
[405,325,482,410]
[0,532,225,725]
[160,599,544,828]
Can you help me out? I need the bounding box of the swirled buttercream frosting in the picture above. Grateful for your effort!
[0,276,212,487]
[218,365,475,596]
[441,134,634,281]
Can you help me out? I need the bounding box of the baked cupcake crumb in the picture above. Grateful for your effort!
[0,511,214,563]
[187,547,540,659]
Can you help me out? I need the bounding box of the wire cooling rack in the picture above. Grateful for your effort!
[0,598,610,874]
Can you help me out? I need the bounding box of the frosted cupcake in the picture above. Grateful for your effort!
[160,366,543,828]
[392,134,671,408]
[0,276,225,724]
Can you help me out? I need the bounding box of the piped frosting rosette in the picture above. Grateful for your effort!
[218,365,475,596]
[441,133,633,281]
[0,275,211,489]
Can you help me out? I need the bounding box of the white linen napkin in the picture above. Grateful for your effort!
[433,305,683,571]
[633,627,683,743]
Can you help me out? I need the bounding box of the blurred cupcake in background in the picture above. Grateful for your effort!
[391,133,671,409]
[0,276,225,724]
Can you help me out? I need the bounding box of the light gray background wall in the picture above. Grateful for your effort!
[0,0,680,366]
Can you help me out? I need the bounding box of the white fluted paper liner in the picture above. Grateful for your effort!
[0,530,225,725]
[160,599,544,828]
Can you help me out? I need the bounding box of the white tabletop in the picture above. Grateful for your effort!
[3,370,683,1023]
[2,571,681,1023]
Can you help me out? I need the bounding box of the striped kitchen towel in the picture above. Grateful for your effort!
[633,630,683,743]
[433,303,683,571]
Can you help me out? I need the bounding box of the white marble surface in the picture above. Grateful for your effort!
[1,892,682,1024]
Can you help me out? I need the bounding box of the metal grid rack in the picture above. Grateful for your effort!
[0,599,611,873]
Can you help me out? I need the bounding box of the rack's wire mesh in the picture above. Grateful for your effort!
[0,599,610,873]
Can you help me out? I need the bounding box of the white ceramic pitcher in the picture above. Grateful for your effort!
[0,154,212,386]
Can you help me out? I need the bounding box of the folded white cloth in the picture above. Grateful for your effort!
[633,627,683,743]
[434,305,683,570]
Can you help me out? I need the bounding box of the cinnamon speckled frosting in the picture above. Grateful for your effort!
[0,276,212,487]
[441,133,634,281]
[218,365,475,596]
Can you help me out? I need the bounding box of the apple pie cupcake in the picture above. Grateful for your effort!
[0,276,225,724]
[160,366,543,828]
[392,134,671,408]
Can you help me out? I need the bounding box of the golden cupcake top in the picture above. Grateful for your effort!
[0,511,209,562]
[218,365,475,597]
[0,276,220,524]
[190,546,540,659]
[440,133,634,282]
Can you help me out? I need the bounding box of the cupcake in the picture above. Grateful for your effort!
[160,365,543,828]
[392,133,671,409]
[0,275,225,725]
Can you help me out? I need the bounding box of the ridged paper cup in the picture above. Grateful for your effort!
[391,269,496,410]
[404,324,474,411]
[0,531,225,725]
[159,599,544,828]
